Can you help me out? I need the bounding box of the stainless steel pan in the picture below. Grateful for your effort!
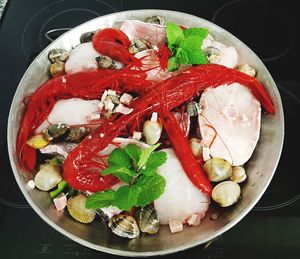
[7,9,284,257]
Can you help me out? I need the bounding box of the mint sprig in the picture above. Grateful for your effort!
[166,22,208,71]
[86,143,167,211]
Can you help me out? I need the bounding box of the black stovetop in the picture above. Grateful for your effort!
[0,0,299,258]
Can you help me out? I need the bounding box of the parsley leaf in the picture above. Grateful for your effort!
[108,148,131,168]
[85,190,116,209]
[137,143,160,169]
[114,185,141,211]
[101,165,136,183]
[135,174,166,207]
[124,144,141,163]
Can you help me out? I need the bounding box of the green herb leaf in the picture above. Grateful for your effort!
[50,180,68,199]
[135,174,166,206]
[166,22,185,49]
[85,190,116,209]
[102,165,136,183]
[167,56,180,72]
[108,148,131,168]
[114,185,141,211]
[137,143,160,169]
[124,144,141,163]
[146,151,167,170]
[180,36,208,64]
[176,48,189,64]
[183,27,208,38]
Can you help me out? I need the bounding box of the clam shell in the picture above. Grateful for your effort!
[109,214,140,239]
[44,124,69,140]
[48,48,69,63]
[144,15,165,25]
[49,61,65,77]
[67,194,96,224]
[64,127,89,142]
[142,120,162,145]
[203,158,232,182]
[230,166,247,183]
[135,205,159,234]
[212,181,241,207]
[34,164,62,191]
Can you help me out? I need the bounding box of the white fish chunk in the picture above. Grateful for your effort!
[120,20,166,46]
[154,148,210,225]
[35,98,101,133]
[65,42,123,74]
[202,35,238,68]
[39,142,77,158]
[198,83,261,166]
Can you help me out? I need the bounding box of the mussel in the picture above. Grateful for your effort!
[237,64,256,77]
[212,181,241,207]
[128,39,151,54]
[109,214,140,239]
[67,194,96,224]
[44,124,70,141]
[204,47,222,63]
[95,56,116,69]
[135,205,159,234]
[64,126,89,142]
[34,164,62,191]
[48,48,69,63]
[203,157,232,182]
[144,15,165,25]
[230,166,247,183]
[80,31,95,43]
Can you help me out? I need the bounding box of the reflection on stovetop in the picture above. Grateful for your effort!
[1,0,300,258]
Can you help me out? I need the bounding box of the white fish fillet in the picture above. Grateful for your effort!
[198,83,261,166]
[65,42,123,74]
[154,148,210,225]
[35,98,101,133]
[120,20,166,46]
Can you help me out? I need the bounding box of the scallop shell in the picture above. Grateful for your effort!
[109,214,140,239]
[34,164,62,191]
[135,205,159,234]
[67,194,96,224]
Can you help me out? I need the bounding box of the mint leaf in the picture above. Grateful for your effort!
[108,148,131,168]
[124,144,141,163]
[166,22,185,49]
[135,174,166,206]
[176,48,189,64]
[85,190,116,209]
[137,143,160,169]
[139,167,157,176]
[167,56,180,71]
[102,166,136,183]
[146,151,167,170]
[183,28,208,38]
[114,185,141,211]
[180,36,208,64]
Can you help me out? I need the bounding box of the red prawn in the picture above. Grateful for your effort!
[63,64,274,193]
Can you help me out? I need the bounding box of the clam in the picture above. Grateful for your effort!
[44,124,70,141]
[34,164,62,191]
[109,214,140,239]
[144,15,165,25]
[203,157,232,182]
[95,56,116,69]
[204,47,222,63]
[230,166,247,183]
[237,64,256,77]
[26,134,49,149]
[135,205,159,234]
[128,39,151,54]
[48,48,69,63]
[187,101,201,116]
[142,119,163,145]
[49,60,65,77]
[67,194,96,224]
[64,126,89,142]
[189,138,202,158]
[212,181,241,207]
[80,31,95,43]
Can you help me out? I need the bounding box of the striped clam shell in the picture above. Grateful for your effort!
[109,214,140,239]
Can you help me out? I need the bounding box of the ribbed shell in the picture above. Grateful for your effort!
[109,214,140,239]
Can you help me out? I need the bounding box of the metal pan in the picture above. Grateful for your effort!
[7,9,284,257]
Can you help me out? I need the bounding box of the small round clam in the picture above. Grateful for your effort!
[135,205,159,234]
[48,48,69,63]
[49,60,65,77]
[230,166,247,183]
[237,64,256,77]
[95,56,116,69]
[203,158,232,182]
[212,181,241,207]
[67,194,96,224]
[80,31,95,43]
[204,47,222,63]
[44,124,70,141]
[187,101,200,116]
[64,127,89,142]
[189,138,202,158]
[144,15,165,25]
[109,214,140,239]
[128,39,151,54]
[34,164,62,191]
[142,119,163,145]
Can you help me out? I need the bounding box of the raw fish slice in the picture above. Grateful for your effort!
[154,148,210,225]
[198,83,261,166]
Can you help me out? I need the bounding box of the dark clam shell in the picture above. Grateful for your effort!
[109,214,140,239]
[135,205,159,234]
